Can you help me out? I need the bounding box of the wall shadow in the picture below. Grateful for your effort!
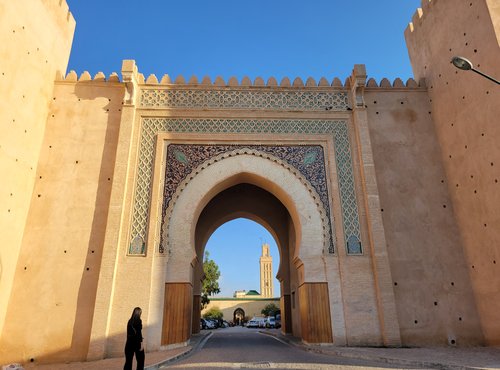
[64,83,124,361]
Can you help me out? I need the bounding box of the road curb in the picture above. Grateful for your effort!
[145,332,213,369]
[259,331,483,370]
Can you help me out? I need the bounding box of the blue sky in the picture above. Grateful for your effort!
[66,0,421,83]
[204,219,280,297]
[65,1,421,297]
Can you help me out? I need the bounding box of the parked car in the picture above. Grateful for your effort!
[246,319,260,328]
[202,318,217,329]
[265,317,277,328]
[200,319,206,330]
[207,319,218,329]
[258,318,266,328]
[275,314,281,328]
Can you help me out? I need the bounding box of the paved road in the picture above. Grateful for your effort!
[163,327,421,370]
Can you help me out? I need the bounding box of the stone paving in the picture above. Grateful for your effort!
[7,330,500,370]
[18,333,211,370]
[262,330,500,370]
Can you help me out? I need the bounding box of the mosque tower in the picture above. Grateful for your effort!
[259,243,273,298]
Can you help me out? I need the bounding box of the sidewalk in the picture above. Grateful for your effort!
[261,330,500,370]
[19,332,211,370]
[11,330,500,369]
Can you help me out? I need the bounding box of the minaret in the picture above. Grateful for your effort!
[259,243,273,298]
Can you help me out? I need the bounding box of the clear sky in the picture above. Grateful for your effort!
[204,219,281,297]
[65,0,421,297]
[66,0,421,82]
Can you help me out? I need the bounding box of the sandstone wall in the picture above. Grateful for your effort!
[405,0,500,345]
[203,298,280,322]
[0,0,75,351]
[0,77,124,364]
[365,83,483,346]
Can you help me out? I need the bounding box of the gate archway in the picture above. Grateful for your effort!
[157,150,339,346]
[233,308,245,325]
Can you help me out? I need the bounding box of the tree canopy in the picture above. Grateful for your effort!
[203,306,223,320]
[201,251,221,309]
[261,303,280,317]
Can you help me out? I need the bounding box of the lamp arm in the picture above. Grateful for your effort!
[471,68,500,85]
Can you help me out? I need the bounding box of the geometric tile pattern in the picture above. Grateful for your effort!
[161,144,335,253]
[129,118,362,256]
[333,122,362,254]
[141,89,349,111]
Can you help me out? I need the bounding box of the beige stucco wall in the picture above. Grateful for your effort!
[365,86,483,346]
[0,0,75,342]
[0,79,124,364]
[405,0,500,345]
[202,298,280,321]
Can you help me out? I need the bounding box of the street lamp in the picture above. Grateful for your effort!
[451,56,500,85]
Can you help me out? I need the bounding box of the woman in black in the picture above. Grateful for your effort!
[124,307,145,370]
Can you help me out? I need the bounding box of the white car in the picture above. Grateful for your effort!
[246,319,260,328]
[266,317,277,328]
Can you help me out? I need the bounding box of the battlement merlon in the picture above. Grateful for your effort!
[404,0,432,35]
[122,60,140,105]
[41,0,76,32]
[349,64,367,108]
[56,71,425,90]
[57,60,425,90]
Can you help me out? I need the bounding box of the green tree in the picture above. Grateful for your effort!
[261,303,280,317]
[201,251,221,309]
[203,306,223,320]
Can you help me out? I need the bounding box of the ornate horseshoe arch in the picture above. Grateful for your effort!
[154,147,339,347]
[160,145,337,258]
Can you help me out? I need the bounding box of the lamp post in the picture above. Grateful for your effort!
[451,56,500,85]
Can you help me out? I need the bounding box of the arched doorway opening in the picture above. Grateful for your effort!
[203,217,281,300]
[234,308,245,326]
[192,183,293,336]
[160,153,336,347]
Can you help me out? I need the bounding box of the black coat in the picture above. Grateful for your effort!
[125,318,143,350]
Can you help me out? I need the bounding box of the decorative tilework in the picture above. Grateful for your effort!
[333,122,362,254]
[128,118,362,256]
[161,144,334,253]
[140,89,349,111]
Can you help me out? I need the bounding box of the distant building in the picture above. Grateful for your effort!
[245,289,261,296]
[233,290,247,298]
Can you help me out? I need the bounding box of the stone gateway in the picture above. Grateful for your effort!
[0,0,499,365]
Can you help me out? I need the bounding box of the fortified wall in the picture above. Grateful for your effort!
[0,0,498,366]
[0,0,75,341]
[202,297,281,323]
[405,0,500,345]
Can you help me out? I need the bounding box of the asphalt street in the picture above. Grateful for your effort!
[163,326,423,370]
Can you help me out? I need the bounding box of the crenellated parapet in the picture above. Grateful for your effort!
[53,0,73,21]
[58,70,121,82]
[57,61,425,111]
[58,68,425,90]
[41,0,75,31]
[404,0,432,35]
[365,77,425,89]
[58,70,350,88]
